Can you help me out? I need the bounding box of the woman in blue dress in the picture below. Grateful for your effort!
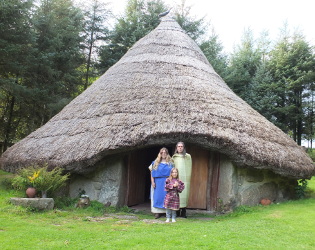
[149,147,173,219]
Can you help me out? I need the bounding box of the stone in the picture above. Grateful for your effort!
[76,197,90,208]
[240,182,278,206]
[69,156,126,206]
[10,198,54,210]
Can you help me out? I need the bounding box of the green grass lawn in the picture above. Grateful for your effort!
[0,171,314,249]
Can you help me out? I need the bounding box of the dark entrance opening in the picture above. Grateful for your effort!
[126,145,173,206]
[126,144,220,211]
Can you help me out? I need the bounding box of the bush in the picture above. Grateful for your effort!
[88,200,106,212]
[11,164,70,197]
[54,197,78,209]
[307,149,315,162]
[295,179,308,199]
[0,177,13,190]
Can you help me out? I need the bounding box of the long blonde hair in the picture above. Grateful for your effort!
[153,147,172,169]
[168,167,179,180]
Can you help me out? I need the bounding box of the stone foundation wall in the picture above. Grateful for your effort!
[68,153,298,210]
[236,167,297,206]
[217,156,237,211]
[217,156,297,210]
[69,155,127,206]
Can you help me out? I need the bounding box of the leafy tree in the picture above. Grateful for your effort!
[304,83,315,149]
[0,0,36,152]
[98,0,167,73]
[0,0,85,153]
[225,29,263,103]
[173,0,206,42]
[268,32,315,144]
[80,0,111,90]
[246,62,276,122]
[200,31,228,79]
[26,0,84,127]
[242,31,276,121]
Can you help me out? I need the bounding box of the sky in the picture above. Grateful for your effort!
[108,0,315,53]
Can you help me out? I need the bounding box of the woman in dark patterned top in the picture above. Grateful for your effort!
[163,168,185,223]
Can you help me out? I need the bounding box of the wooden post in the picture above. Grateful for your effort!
[208,152,220,211]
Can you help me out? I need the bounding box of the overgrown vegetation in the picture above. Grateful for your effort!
[295,179,308,199]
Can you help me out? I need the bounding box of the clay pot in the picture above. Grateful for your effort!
[260,198,271,206]
[26,187,36,198]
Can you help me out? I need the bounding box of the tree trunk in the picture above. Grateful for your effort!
[3,95,15,152]
[297,90,303,145]
[84,17,95,90]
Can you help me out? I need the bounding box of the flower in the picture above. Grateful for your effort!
[27,171,40,187]
[12,164,69,198]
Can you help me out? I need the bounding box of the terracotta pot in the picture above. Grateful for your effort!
[26,187,36,198]
[260,198,271,206]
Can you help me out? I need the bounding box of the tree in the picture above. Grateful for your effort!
[0,0,36,152]
[268,32,315,144]
[0,0,86,153]
[173,0,206,42]
[224,29,263,103]
[241,31,276,121]
[80,0,111,90]
[246,62,276,122]
[304,82,315,149]
[199,31,228,79]
[27,0,84,127]
[98,0,167,73]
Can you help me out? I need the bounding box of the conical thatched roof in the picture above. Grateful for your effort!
[0,17,314,178]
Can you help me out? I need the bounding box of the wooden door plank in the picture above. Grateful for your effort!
[187,146,209,209]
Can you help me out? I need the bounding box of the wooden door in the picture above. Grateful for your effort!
[126,151,147,206]
[187,146,209,209]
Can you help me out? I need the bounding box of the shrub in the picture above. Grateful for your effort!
[54,197,78,209]
[0,177,13,190]
[88,200,106,212]
[307,149,315,162]
[295,179,308,199]
[11,166,39,190]
[12,164,70,197]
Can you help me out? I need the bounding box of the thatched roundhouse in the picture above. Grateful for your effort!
[1,17,314,211]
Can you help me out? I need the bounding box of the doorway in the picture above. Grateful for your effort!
[126,146,173,206]
[126,144,220,210]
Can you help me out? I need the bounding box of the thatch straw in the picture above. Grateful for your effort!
[0,17,314,179]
